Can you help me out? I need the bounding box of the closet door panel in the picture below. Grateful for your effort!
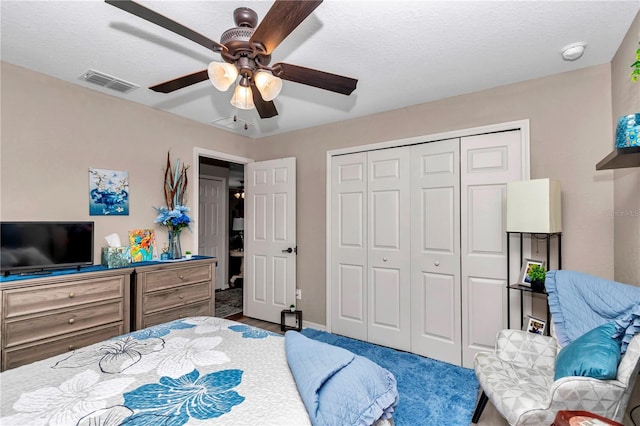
[461,130,524,368]
[371,267,401,328]
[466,276,505,348]
[331,153,368,340]
[410,139,461,364]
[367,148,411,351]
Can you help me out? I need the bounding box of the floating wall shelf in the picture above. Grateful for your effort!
[596,146,640,170]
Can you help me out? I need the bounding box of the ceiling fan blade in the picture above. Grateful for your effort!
[105,0,224,53]
[150,70,209,93]
[250,0,323,55]
[272,63,357,95]
[251,83,278,118]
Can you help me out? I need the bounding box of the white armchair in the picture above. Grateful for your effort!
[472,328,640,425]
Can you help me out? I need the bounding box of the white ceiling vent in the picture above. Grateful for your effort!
[211,116,253,131]
[79,70,139,93]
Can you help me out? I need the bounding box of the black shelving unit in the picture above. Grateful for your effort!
[506,232,562,335]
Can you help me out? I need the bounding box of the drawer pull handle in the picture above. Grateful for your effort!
[178,275,185,280]
[68,345,75,351]
[68,292,75,298]
[179,295,184,299]
[68,318,75,324]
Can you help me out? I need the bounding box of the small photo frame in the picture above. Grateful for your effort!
[526,316,546,335]
[519,258,546,286]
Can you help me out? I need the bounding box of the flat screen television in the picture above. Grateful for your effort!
[1,221,94,275]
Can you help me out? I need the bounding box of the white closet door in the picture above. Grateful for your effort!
[460,130,523,368]
[330,153,368,340]
[410,139,461,364]
[367,147,411,351]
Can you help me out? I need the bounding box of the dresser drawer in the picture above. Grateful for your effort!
[4,301,124,347]
[2,322,125,371]
[3,276,126,318]
[143,281,212,314]
[143,300,212,329]
[143,265,211,292]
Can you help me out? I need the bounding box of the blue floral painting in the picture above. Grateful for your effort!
[89,168,129,216]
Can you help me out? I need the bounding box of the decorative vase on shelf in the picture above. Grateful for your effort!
[168,229,182,259]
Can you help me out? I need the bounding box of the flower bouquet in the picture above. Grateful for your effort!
[155,152,191,259]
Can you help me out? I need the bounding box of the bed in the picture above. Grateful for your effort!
[0,317,398,426]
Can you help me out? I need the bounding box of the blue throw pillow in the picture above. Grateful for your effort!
[554,322,622,381]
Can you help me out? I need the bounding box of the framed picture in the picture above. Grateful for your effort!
[89,168,129,216]
[129,229,155,262]
[519,258,545,286]
[526,316,546,335]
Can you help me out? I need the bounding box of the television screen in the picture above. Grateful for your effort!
[0,222,94,274]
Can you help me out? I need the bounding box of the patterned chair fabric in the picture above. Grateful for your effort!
[472,329,640,425]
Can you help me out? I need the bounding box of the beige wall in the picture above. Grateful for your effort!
[0,62,251,256]
[0,55,626,327]
[612,13,640,286]
[255,65,615,325]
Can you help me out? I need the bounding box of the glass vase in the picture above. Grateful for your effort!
[168,229,182,259]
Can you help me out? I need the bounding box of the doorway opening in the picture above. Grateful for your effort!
[196,152,248,319]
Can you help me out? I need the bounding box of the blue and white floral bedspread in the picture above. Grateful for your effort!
[0,317,311,426]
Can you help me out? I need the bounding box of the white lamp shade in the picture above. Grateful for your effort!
[507,178,562,233]
[232,218,244,231]
[207,62,238,91]
[253,71,283,101]
[230,84,255,110]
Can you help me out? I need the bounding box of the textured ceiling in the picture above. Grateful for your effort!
[1,1,638,139]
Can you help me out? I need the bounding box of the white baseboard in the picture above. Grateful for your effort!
[301,320,326,331]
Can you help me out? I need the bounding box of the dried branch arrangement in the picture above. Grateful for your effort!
[163,151,189,210]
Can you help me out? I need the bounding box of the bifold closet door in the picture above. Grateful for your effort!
[460,130,523,368]
[330,129,525,366]
[330,153,368,341]
[366,147,411,351]
[409,139,461,365]
[330,147,411,351]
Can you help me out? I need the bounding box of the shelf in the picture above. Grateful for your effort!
[508,283,547,294]
[596,146,640,170]
[507,232,561,336]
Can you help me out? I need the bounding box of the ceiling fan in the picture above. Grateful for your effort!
[104,0,358,119]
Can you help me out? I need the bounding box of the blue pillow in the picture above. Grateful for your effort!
[554,322,622,381]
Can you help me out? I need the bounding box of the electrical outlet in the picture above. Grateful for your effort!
[296,289,301,300]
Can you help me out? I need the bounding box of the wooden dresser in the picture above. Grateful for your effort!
[0,268,132,371]
[132,258,216,330]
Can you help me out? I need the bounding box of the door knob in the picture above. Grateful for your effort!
[282,247,293,253]
[383,257,388,262]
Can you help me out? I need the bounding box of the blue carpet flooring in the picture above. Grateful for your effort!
[300,328,479,426]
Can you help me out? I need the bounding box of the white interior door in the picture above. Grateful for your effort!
[199,177,226,291]
[461,130,523,367]
[367,147,411,351]
[330,152,368,341]
[410,139,461,364]
[244,158,296,323]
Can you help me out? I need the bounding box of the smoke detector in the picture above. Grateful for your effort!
[561,42,587,61]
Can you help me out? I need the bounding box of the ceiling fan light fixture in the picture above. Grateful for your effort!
[207,62,239,91]
[230,83,255,110]
[254,71,283,101]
